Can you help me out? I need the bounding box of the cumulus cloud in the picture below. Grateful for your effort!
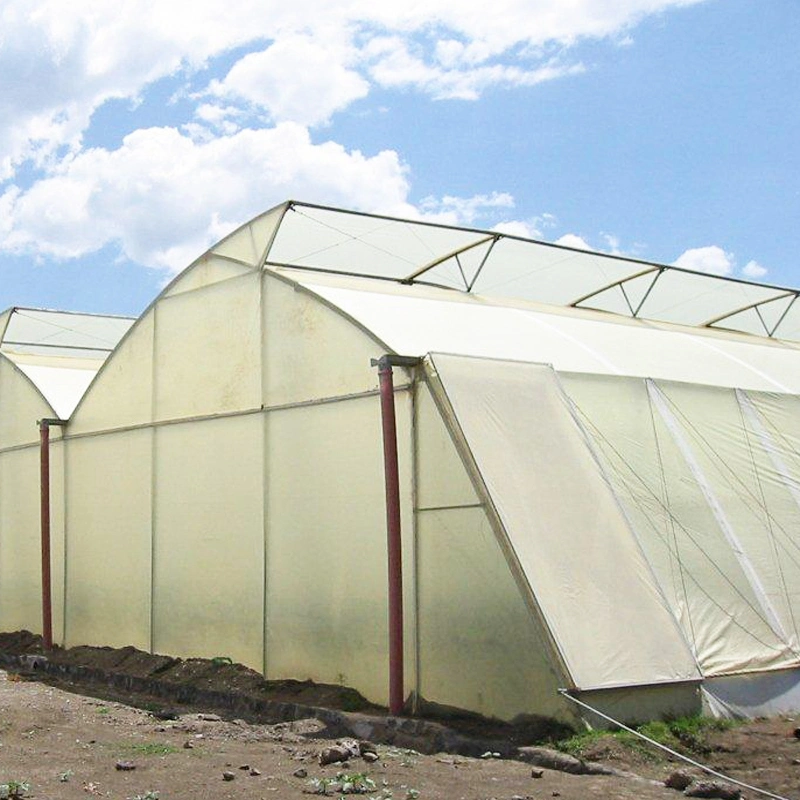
[0,0,705,179]
[364,37,585,100]
[207,35,370,126]
[673,245,734,276]
[672,247,771,281]
[0,0,710,277]
[2,124,410,272]
[742,260,768,279]
[417,192,515,225]
[556,233,593,250]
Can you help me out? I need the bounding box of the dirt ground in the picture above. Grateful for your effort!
[1,669,799,800]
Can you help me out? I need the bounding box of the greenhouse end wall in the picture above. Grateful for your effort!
[60,268,420,708]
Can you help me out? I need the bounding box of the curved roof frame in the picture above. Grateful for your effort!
[259,201,800,342]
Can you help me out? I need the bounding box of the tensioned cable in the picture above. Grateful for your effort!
[475,249,599,296]
[569,402,792,651]
[287,207,421,269]
[749,399,800,463]
[648,389,699,656]
[737,393,800,646]
[651,381,791,644]
[572,401,775,631]
[12,309,123,349]
[557,690,791,800]
[657,389,800,570]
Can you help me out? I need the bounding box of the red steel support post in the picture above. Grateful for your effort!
[372,354,417,716]
[39,417,66,650]
[39,420,53,650]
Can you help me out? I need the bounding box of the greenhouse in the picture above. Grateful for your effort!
[3,200,800,726]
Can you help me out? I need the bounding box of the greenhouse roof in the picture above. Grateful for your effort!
[0,307,135,418]
[258,202,800,342]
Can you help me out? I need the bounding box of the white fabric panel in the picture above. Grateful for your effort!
[0,449,44,633]
[1,308,132,355]
[268,204,482,279]
[653,382,800,656]
[69,313,155,432]
[560,373,797,676]
[164,256,254,297]
[417,507,567,720]
[262,203,800,338]
[264,395,412,704]
[65,429,152,651]
[299,278,800,393]
[415,382,566,720]
[415,383,479,510]
[0,356,55,447]
[648,381,789,645]
[213,206,282,265]
[428,353,699,689]
[154,272,261,420]
[703,670,800,718]
[262,273,382,407]
[153,415,264,669]
[13,363,97,418]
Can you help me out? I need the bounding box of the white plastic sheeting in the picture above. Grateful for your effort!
[292,274,800,393]
[561,373,800,681]
[263,202,800,341]
[426,353,700,690]
[0,308,134,418]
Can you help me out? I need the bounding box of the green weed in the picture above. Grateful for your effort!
[0,780,30,799]
[556,715,736,761]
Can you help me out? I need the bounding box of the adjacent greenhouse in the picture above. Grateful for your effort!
[4,201,800,726]
[0,309,133,639]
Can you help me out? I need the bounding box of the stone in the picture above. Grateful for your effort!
[319,741,360,766]
[199,713,222,722]
[222,771,235,781]
[249,768,261,776]
[183,741,194,749]
[358,740,378,756]
[665,770,694,791]
[684,781,741,799]
[531,768,544,779]
[115,760,136,771]
[363,751,379,763]
[517,746,614,776]
[293,768,308,779]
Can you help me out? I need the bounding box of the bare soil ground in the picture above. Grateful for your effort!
[1,671,800,800]
[0,634,799,800]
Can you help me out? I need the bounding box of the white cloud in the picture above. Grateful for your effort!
[493,220,543,238]
[0,0,705,180]
[418,192,515,224]
[2,123,409,272]
[673,245,733,276]
[742,260,768,279]
[208,36,370,126]
[556,233,592,250]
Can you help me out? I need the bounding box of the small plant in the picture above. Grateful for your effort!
[58,769,74,782]
[405,790,420,800]
[97,706,110,715]
[130,792,159,800]
[210,656,233,666]
[309,772,377,795]
[0,780,30,799]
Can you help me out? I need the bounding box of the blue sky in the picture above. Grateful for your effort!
[1,0,798,317]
